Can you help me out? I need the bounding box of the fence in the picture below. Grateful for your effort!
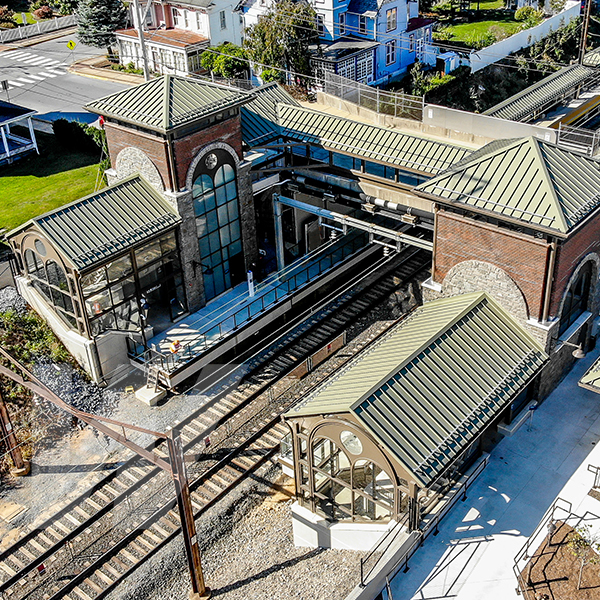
[557,123,600,156]
[0,15,76,43]
[512,497,600,600]
[362,454,490,593]
[469,1,581,72]
[323,72,424,121]
[128,233,367,373]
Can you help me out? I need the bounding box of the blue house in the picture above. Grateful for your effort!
[240,0,433,85]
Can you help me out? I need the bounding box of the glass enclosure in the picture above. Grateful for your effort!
[192,151,245,301]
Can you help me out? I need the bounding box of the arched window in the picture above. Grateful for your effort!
[559,262,593,336]
[192,151,243,301]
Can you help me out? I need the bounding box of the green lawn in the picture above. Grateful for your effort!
[0,130,101,232]
[13,12,36,24]
[444,18,523,43]
[470,0,505,9]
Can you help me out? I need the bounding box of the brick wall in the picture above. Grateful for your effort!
[434,210,550,320]
[549,210,600,318]
[173,116,243,190]
[105,122,174,191]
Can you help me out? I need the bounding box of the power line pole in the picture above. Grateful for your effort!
[0,386,29,476]
[579,0,593,65]
[0,350,209,598]
[132,0,151,81]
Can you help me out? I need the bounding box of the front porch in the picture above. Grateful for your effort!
[0,101,39,166]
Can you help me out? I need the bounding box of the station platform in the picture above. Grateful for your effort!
[131,231,370,386]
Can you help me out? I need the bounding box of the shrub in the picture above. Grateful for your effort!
[433,25,453,41]
[0,5,15,25]
[29,0,49,10]
[515,5,544,23]
[33,5,53,19]
[52,119,100,154]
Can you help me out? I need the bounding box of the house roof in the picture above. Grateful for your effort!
[483,65,598,122]
[415,136,600,235]
[407,17,434,32]
[0,100,36,125]
[241,83,299,145]
[311,37,379,61]
[9,176,181,271]
[348,0,377,12]
[287,292,547,487]
[277,104,473,175]
[115,27,209,49]
[85,75,251,133]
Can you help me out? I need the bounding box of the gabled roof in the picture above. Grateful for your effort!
[115,28,209,49]
[241,83,299,145]
[9,176,180,271]
[415,136,600,235]
[278,104,472,175]
[85,75,251,133]
[483,65,597,122]
[287,292,547,486]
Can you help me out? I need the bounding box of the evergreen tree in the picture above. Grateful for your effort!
[76,0,127,54]
[244,0,318,84]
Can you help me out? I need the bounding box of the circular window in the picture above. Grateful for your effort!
[340,430,363,455]
[205,153,218,170]
[34,239,47,256]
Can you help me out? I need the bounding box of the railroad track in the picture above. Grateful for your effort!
[0,247,429,600]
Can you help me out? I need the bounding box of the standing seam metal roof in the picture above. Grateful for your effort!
[19,176,181,271]
[85,75,251,133]
[240,83,300,145]
[287,292,547,487]
[483,65,598,122]
[415,136,600,234]
[277,104,473,175]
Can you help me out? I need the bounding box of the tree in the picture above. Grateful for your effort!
[53,0,79,15]
[244,0,319,84]
[76,0,127,55]
[200,43,248,79]
[567,524,600,590]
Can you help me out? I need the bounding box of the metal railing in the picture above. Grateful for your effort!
[588,463,600,489]
[128,232,368,372]
[557,123,600,157]
[322,72,424,121]
[363,454,490,591]
[0,15,76,43]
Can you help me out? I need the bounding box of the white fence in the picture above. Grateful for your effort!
[0,15,76,44]
[469,1,581,72]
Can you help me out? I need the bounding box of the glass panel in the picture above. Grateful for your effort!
[332,152,354,169]
[193,195,206,217]
[215,184,227,206]
[160,231,177,255]
[34,239,47,256]
[110,276,136,305]
[32,279,51,303]
[219,225,231,247]
[171,284,187,319]
[85,288,111,317]
[214,165,225,187]
[199,237,211,257]
[106,254,133,282]
[229,239,242,256]
[365,161,386,178]
[90,312,115,336]
[196,216,208,238]
[204,190,216,211]
[222,163,235,183]
[135,238,162,267]
[46,261,68,291]
[206,210,218,233]
[208,231,221,253]
[230,220,241,242]
[81,267,107,296]
[227,200,239,221]
[217,205,229,226]
[114,299,140,330]
[139,263,164,290]
[225,181,237,201]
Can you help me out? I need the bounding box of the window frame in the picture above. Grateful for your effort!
[386,7,397,32]
[385,39,397,65]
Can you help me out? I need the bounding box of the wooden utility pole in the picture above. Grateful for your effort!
[0,349,209,598]
[0,387,29,476]
[132,0,151,81]
[579,0,593,65]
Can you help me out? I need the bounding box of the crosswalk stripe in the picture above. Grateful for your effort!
[24,74,44,80]
[40,71,58,78]
[16,77,35,84]
[7,80,24,87]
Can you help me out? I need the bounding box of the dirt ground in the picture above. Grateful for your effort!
[520,521,600,600]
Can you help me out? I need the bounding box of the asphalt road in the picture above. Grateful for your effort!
[0,33,130,122]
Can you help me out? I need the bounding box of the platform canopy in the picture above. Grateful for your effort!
[483,65,598,123]
[8,175,181,271]
[85,74,252,133]
[415,136,600,236]
[579,356,600,394]
[287,292,548,487]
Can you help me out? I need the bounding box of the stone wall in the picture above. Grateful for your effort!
[113,146,165,193]
[237,161,259,271]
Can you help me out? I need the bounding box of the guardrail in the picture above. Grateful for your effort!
[363,454,491,592]
[127,233,368,373]
[0,15,75,43]
[322,72,424,121]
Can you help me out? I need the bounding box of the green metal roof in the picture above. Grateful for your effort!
[241,83,299,145]
[277,104,473,175]
[10,176,180,271]
[287,292,547,487]
[483,65,598,122]
[579,356,600,394]
[415,136,600,235]
[85,75,251,133]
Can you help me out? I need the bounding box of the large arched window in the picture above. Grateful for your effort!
[559,262,593,336]
[192,150,244,301]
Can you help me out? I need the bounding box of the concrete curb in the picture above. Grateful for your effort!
[0,25,77,51]
[68,56,143,85]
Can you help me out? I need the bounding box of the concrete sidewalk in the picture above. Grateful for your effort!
[387,345,600,600]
